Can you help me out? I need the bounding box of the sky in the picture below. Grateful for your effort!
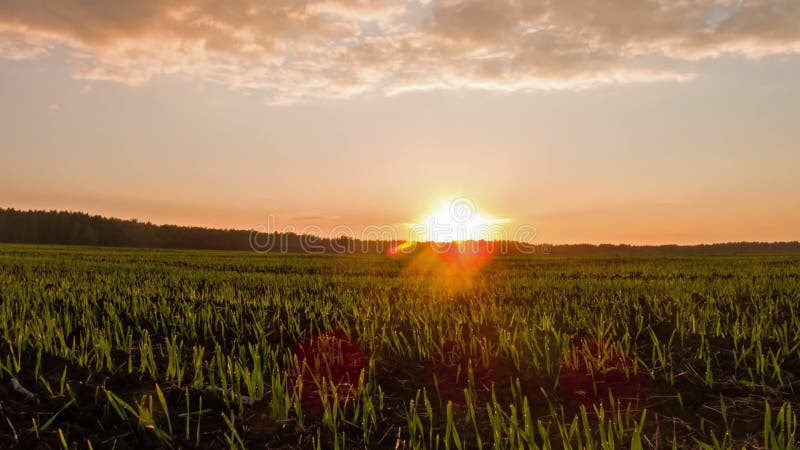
[0,0,799,244]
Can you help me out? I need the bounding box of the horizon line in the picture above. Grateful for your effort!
[2,206,798,248]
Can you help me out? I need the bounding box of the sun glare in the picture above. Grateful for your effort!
[415,198,509,243]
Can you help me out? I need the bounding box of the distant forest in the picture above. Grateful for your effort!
[1,208,799,256]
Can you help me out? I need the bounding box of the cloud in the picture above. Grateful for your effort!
[0,0,798,102]
[0,30,51,60]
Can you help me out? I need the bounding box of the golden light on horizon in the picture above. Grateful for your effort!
[415,198,510,243]
[387,197,507,291]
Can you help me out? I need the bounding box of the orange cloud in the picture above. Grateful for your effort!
[1,0,798,102]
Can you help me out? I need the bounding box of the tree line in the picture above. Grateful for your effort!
[1,208,798,255]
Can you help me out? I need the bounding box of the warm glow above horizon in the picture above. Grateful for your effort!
[414,198,510,243]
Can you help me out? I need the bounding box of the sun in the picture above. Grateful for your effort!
[413,198,509,242]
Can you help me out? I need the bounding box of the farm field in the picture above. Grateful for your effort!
[0,244,799,449]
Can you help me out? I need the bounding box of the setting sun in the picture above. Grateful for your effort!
[414,198,510,243]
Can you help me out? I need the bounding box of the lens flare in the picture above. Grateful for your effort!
[559,339,644,408]
[387,199,510,290]
[290,331,367,414]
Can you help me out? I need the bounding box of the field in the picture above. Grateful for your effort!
[0,244,798,449]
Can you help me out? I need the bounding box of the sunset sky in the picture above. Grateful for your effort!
[1,0,799,244]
